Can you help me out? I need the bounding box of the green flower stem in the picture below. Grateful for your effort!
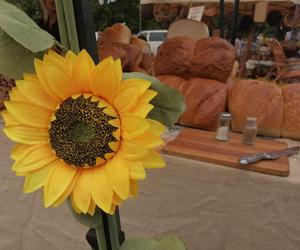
[62,0,80,53]
[96,219,108,250]
[54,0,70,49]
[108,214,121,250]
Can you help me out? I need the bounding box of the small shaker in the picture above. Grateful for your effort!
[216,112,232,141]
[243,117,257,145]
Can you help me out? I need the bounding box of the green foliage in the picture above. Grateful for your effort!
[0,0,54,79]
[6,0,42,23]
[92,0,140,33]
[123,73,185,128]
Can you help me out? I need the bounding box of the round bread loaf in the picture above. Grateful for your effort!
[154,36,196,78]
[191,37,236,82]
[99,23,131,45]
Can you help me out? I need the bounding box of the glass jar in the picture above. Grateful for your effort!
[243,117,257,145]
[216,112,232,141]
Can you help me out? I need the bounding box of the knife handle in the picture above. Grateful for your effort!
[239,153,269,165]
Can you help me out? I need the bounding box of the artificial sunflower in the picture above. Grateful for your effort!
[1,49,166,215]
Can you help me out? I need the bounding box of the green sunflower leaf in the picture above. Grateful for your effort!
[0,0,54,53]
[0,28,45,80]
[120,236,186,250]
[123,73,185,127]
[66,199,104,229]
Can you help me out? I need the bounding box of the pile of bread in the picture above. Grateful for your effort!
[155,36,300,140]
[97,23,155,75]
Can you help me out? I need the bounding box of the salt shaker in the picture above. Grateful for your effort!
[216,112,232,141]
[243,117,257,145]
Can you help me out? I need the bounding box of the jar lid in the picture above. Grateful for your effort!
[219,112,232,120]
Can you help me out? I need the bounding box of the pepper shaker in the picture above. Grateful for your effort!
[243,117,257,145]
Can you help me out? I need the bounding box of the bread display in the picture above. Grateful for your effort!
[157,75,186,92]
[179,78,227,130]
[99,23,131,45]
[97,23,155,74]
[191,37,236,82]
[154,36,196,78]
[228,79,284,137]
[282,83,300,140]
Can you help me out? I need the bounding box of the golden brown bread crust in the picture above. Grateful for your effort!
[282,83,300,140]
[154,36,196,77]
[140,53,155,75]
[191,37,236,82]
[228,79,284,137]
[99,23,131,45]
[156,75,186,92]
[179,78,227,130]
[97,43,128,68]
[130,36,151,54]
[117,43,143,72]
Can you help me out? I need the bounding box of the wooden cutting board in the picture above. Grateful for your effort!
[163,128,289,177]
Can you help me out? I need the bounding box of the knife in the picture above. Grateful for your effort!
[239,146,300,165]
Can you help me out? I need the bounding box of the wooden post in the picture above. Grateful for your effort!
[230,0,240,45]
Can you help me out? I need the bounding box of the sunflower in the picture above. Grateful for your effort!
[1,50,166,215]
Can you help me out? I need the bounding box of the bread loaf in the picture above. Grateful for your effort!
[179,78,227,130]
[191,37,236,82]
[98,43,128,68]
[282,83,300,140]
[157,75,186,92]
[99,23,131,44]
[118,43,143,72]
[154,36,196,78]
[228,79,284,137]
[130,36,151,54]
[140,53,155,75]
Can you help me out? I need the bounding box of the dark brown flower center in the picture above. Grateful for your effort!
[49,95,120,168]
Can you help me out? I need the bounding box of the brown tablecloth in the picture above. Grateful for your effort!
[1,119,300,250]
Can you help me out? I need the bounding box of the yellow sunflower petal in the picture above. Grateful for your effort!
[43,54,78,100]
[142,150,166,169]
[87,200,96,216]
[108,204,116,215]
[134,131,164,149]
[52,173,79,208]
[121,114,151,139]
[119,78,151,96]
[11,143,41,161]
[137,89,157,104]
[23,73,39,82]
[147,119,166,136]
[112,192,123,206]
[9,87,28,102]
[129,180,138,197]
[44,160,77,207]
[16,80,58,111]
[91,167,113,214]
[92,58,118,103]
[23,162,55,193]
[1,110,19,126]
[5,101,51,128]
[72,169,92,214]
[106,156,129,200]
[4,125,48,145]
[72,49,95,92]
[113,87,140,114]
[12,144,56,173]
[128,161,146,180]
[65,50,77,72]
[114,59,122,85]
[118,140,148,161]
[47,50,66,67]
[34,59,61,102]
[131,103,154,118]
[71,195,82,213]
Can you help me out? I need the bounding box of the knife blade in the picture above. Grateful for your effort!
[239,146,300,165]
